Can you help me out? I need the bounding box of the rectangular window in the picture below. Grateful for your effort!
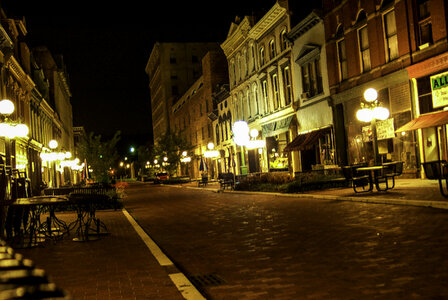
[262,80,269,114]
[358,26,371,72]
[417,0,432,46]
[384,10,398,61]
[283,66,292,105]
[272,73,280,110]
[337,39,348,81]
[301,59,323,98]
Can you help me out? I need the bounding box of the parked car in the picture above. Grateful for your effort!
[154,172,169,184]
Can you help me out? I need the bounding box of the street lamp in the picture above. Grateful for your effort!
[356,88,390,165]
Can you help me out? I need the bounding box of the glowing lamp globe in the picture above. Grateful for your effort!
[250,129,259,138]
[356,108,373,122]
[49,140,58,149]
[363,88,378,102]
[0,99,15,115]
[372,106,390,120]
[15,124,29,137]
[207,142,214,150]
[233,121,250,146]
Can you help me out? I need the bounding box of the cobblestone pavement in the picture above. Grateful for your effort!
[124,183,448,300]
[17,211,184,300]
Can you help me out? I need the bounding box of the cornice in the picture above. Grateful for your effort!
[7,56,35,91]
[221,17,254,58]
[249,3,287,40]
[287,10,322,42]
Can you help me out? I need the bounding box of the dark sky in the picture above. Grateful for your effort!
[1,0,276,145]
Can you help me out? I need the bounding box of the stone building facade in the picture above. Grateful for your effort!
[145,42,220,143]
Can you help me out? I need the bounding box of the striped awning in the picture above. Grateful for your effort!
[395,110,448,132]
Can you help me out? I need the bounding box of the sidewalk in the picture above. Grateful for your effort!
[179,178,448,210]
[17,210,186,300]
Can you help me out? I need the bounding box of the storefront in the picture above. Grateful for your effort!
[400,57,448,177]
[261,115,295,173]
[285,99,336,172]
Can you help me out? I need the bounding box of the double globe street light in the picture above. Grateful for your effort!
[356,88,390,165]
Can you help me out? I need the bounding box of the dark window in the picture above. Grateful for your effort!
[417,0,433,46]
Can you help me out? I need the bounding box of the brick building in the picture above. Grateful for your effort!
[145,42,220,143]
[323,0,419,175]
[171,49,228,179]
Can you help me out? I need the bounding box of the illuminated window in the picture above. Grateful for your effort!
[262,80,269,114]
[280,29,288,51]
[272,73,280,110]
[384,10,398,61]
[336,26,348,81]
[358,25,371,72]
[269,39,276,59]
[283,66,292,105]
[259,46,265,66]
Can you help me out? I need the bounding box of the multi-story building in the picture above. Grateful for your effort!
[322,0,420,175]
[401,0,448,177]
[221,0,295,175]
[145,42,220,143]
[171,49,228,179]
[33,46,74,185]
[285,10,337,173]
[0,8,76,190]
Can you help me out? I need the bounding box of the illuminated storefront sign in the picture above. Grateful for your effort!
[431,71,448,108]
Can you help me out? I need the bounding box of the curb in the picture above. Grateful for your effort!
[177,185,448,210]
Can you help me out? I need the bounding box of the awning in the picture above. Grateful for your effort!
[284,127,328,152]
[395,110,448,132]
[262,115,294,138]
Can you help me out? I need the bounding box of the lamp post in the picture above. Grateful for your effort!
[356,88,390,165]
[0,99,29,168]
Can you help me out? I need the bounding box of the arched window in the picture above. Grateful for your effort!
[280,29,288,51]
[246,88,252,119]
[356,10,371,72]
[336,25,348,81]
[216,124,220,145]
[253,83,259,116]
[269,39,276,60]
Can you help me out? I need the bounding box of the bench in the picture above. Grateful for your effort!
[422,160,448,197]
[380,161,403,189]
[218,173,234,190]
[342,166,371,193]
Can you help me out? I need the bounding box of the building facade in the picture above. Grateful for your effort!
[221,0,296,176]
[145,42,220,143]
[171,49,228,179]
[0,8,76,191]
[323,0,419,175]
[285,10,337,173]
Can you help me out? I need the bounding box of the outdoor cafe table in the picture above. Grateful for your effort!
[8,196,69,248]
[356,165,390,191]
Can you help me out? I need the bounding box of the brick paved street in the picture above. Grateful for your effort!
[125,183,448,299]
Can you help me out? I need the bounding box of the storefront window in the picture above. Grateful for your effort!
[266,134,289,171]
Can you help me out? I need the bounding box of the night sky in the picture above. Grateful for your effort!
[1,0,276,147]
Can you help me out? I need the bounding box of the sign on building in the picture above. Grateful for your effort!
[431,71,448,108]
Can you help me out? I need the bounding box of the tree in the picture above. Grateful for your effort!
[78,131,121,183]
[154,130,192,175]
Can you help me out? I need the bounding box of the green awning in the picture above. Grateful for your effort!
[262,115,294,138]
